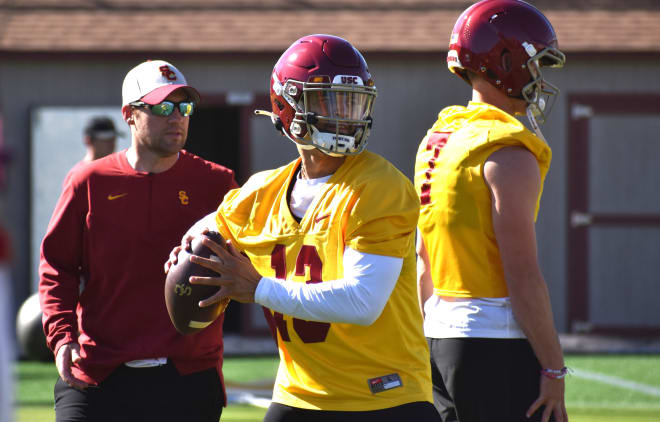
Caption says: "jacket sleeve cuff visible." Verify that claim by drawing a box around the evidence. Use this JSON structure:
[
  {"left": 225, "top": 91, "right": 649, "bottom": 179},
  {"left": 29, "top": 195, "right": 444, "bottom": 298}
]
[{"left": 52, "top": 334, "right": 77, "bottom": 360}]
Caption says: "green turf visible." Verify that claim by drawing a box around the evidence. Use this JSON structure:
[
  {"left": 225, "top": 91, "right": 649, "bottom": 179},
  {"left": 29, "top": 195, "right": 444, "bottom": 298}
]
[
  {"left": 565, "top": 355, "right": 660, "bottom": 411},
  {"left": 14, "top": 402, "right": 267, "bottom": 422},
  {"left": 566, "top": 355, "right": 660, "bottom": 388},
  {"left": 13, "top": 357, "right": 275, "bottom": 422},
  {"left": 13, "top": 354, "right": 660, "bottom": 422},
  {"left": 221, "top": 356, "right": 279, "bottom": 385}
]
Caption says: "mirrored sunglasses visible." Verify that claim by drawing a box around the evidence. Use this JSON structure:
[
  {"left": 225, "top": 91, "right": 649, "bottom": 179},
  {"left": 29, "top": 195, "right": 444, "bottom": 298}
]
[{"left": 130, "top": 101, "right": 195, "bottom": 117}]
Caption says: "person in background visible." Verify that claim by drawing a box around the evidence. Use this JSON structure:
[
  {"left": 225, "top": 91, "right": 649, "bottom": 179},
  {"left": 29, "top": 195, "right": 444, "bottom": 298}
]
[
  {"left": 0, "top": 145, "right": 14, "bottom": 422},
  {"left": 0, "top": 226, "right": 15, "bottom": 422},
  {"left": 63, "top": 116, "right": 121, "bottom": 186},
  {"left": 414, "top": 1, "right": 568, "bottom": 421},
  {"left": 168, "top": 34, "right": 439, "bottom": 422},
  {"left": 80, "top": 116, "right": 119, "bottom": 163},
  {"left": 40, "top": 59, "right": 237, "bottom": 422}
]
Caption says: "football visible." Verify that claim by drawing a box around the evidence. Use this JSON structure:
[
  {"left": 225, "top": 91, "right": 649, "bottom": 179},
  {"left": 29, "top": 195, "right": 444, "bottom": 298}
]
[{"left": 164, "top": 231, "right": 230, "bottom": 335}]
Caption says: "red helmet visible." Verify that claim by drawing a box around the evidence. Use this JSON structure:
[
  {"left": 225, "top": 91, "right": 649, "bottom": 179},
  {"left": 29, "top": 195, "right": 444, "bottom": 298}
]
[
  {"left": 448, "top": 0, "right": 565, "bottom": 123},
  {"left": 265, "top": 34, "right": 377, "bottom": 156}
]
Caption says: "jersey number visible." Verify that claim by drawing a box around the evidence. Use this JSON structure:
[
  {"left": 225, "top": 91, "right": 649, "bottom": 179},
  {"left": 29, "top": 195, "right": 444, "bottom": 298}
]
[
  {"left": 420, "top": 131, "right": 451, "bottom": 205},
  {"left": 270, "top": 244, "right": 331, "bottom": 343}
]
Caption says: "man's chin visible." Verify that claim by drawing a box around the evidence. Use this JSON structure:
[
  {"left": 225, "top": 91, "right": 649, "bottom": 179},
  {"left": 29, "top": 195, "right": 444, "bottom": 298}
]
[{"left": 154, "top": 142, "right": 185, "bottom": 158}]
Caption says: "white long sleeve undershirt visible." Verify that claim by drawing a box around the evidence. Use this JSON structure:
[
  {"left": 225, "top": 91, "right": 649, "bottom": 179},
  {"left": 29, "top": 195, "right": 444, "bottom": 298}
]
[
  {"left": 255, "top": 248, "right": 402, "bottom": 326},
  {"left": 194, "top": 171, "right": 403, "bottom": 326}
]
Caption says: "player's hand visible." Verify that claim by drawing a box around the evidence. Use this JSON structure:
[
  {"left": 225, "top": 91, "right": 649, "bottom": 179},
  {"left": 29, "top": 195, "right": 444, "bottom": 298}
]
[
  {"left": 526, "top": 376, "right": 568, "bottom": 422},
  {"left": 55, "top": 342, "right": 89, "bottom": 390},
  {"left": 189, "top": 239, "right": 262, "bottom": 305},
  {"left": 164, "top": 228, "right": 209, "bottom": 274}
]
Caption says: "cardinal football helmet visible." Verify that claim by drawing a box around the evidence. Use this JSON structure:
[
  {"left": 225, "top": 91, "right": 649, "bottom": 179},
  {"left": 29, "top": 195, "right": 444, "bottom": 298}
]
[
  {"left": 447, "top": 0, "right": 565, "bottom": 126},
  {"left": 259, "top": 34, "right": 377, "bottom": 156}
]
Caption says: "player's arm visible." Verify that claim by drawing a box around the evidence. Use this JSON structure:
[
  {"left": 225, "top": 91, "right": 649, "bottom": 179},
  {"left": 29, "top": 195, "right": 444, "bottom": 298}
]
[
  {"left": 416, "top": 230, "right": 434, "bottom": 318},
  {"left": 484, "top": 146, "right": 567, "bottom": 422},
  {"left": 253, "top": 248, "right": 401, "bottom": 325},
  {"left": 39, "top": 179, "right": 89, "bottom": 389},
  {"left": 189, "top": 240, "right": 401, "bottom": 326}
]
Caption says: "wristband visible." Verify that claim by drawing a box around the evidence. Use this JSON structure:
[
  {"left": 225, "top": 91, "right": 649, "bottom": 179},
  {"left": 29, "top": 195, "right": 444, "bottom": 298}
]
[{"left": 540, "top": 366, "right": 570, "bottom": 379}]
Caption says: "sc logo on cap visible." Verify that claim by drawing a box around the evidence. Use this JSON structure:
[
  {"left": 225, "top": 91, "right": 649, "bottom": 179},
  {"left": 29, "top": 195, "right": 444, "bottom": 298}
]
[{"left": 159, "top": 65, "right": 177, "bottom": 81}]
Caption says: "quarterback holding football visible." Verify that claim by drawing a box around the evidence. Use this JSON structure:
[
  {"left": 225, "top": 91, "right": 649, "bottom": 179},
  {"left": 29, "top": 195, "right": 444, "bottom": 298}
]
[{"left": 168, "top": 34, "right": 439, "bottom": 421}]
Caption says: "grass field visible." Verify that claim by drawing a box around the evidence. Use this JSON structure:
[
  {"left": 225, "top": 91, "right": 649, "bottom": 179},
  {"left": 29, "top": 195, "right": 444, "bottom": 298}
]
[{"left": 13, "top": 354, "right": 660, "bottom": 422}]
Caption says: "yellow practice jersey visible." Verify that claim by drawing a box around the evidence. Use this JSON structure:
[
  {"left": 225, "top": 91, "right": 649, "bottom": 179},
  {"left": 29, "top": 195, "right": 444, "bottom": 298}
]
[
  {"left": 216, "top": 150, "right": 431, "bottom": 411},
  {"left": 414, "top": 102, "right": 551, "bottom": 298}
]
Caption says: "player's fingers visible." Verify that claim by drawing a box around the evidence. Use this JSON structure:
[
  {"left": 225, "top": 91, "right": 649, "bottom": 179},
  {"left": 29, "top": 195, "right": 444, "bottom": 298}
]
[
  {"left": 526, "top": 397, "right": 542, "bottom": 419},
  {"left": 200, "top": 236, "right": 230, "bottom": 258},
  {"left": 541, "top": 402, "right": 554, "bottom": 422},
  {"left": 56, "top": 352, "right": 71, "bottom": 380},
  {"left": 197, "top": 288, "right": 230, "bottom": 308},
  {"left": 68, "top": 376, "right": 89, "bottom": 391},
  {"left": 549, "top": 402, "right": 565, "bottom": 422},
  {"left": 190, "top": 254, "right": 223, "bottom": 272},
  {"left": 57, "top": 344, "right": 72, "bottom": 365},
  {"left": 225, "top": 240, "right": 252, "bottom": 265},
  {"left": 168, "top": 245, "right": 183, "bottom": 267},
  {"left": 71, "top": 348, "right": 81, "bottom": 363},
  {"left": 182, "top": 233, "right": 195, "bottom": 252},
  {"left": 189, "top": 274, "right": 225, "bottom": 287},
  {"left": 225, "top": 240, "right": 242, "bottom": 257},
  {"left": 57, "top": 350, "right": 88, "bottom": 390}
]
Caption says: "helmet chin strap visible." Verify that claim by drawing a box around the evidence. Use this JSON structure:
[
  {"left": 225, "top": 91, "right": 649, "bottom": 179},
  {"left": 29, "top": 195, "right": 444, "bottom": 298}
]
[
  {"left": 254, "top": 109, "right": 363, "bottom": 156},
  {"left": 526, "top": 105, "right": 547, "bottom": 143},
  {"left": 254, "top": 109, "right": 315, "bottom": 149}
]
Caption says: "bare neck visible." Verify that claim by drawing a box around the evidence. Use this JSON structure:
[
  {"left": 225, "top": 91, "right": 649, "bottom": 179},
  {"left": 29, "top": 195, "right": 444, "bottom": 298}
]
[
  {"left": 298, "top": 147, "right": 345, "bottom": 179},
  {"left": 126, "top": 145, "right": 179, "bottom": 173},
  {"left": 471, "top": 77, "right": 526, "bottom": 116}
]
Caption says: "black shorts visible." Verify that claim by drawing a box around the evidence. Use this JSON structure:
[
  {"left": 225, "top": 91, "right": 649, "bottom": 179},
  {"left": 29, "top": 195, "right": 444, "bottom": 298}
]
[
  {"left": 54, "top": 361, "right": 224, "bottom": 422},
  {"left": 263, "top": 400, "right": 440, "bottom": 422},
  {"left": 427, "top": 337, "right": 542, "bottom": 422}
]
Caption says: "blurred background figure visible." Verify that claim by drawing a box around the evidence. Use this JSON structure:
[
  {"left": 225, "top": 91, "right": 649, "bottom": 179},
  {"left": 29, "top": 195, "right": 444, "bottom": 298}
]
[
  {"left": 1, "top": 228, "right": 15, "bottom": 422},
  {"left": 81, "top": 116, "right": 120, "bottom": 162},
  {"left": 15, "top": 116, "right": 123, "bottom": 365},
  {"left": 65, "top": 116, "right": 121, "bottom": 182},
  {"left": 0, "top": 142, "right": 15, "bottom": 421}
]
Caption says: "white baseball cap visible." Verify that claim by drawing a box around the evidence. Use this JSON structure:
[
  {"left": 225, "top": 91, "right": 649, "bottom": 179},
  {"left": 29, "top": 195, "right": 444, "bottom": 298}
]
[{"left": 121, "top": 60, "right": 201, "bottom": 107}]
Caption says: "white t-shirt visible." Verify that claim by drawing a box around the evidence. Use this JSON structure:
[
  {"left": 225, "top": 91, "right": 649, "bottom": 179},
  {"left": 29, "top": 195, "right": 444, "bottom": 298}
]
[{"left": 423, "top": 295, "right": 526, "bottom": 339}]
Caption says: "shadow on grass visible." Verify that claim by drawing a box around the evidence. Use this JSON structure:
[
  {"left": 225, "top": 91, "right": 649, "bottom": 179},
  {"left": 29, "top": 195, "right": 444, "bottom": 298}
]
[
  {"left": 15, "top": 372, "right": 57, "bottom": 381},
  {"left": 15, "top": 400, "right": 54, "bottom": 407}
]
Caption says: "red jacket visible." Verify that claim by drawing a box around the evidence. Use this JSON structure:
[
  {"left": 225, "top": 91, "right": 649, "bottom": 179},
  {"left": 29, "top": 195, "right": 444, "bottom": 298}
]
[{"left": 39, "top": 150, "right": 237, "bottom": 386}]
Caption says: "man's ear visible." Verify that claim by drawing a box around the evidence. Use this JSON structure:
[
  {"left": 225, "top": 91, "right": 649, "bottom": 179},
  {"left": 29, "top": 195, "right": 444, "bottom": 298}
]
[{"left": 122, "top": 105, "right": 134, "bottom": 125}]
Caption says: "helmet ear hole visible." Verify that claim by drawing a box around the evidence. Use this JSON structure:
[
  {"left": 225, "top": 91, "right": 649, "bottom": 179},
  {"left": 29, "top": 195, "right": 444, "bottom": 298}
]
[
  {"left": 274, "top": 118, "right": 283, "bottom": 132},
  {"left": 501, "top": 50, "right": 512, "bottom": 72}
]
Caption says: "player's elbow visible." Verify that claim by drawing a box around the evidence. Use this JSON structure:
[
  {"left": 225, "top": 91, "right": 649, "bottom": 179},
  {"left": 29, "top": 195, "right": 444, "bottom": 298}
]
[
  {"left": 349, "top": 290, "right": 387, "bottom": 326},
  {"left": 351, "top": 309, "right": 382, "bottom": 326}
]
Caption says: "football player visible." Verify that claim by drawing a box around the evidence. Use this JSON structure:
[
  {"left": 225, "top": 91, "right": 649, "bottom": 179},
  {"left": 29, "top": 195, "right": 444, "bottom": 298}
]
[
  {"left": 414, "top": 1, "right": 568, "bottom": 421},
  {"left": 169, "top": 34, "right": 439, "bottom": 421}
]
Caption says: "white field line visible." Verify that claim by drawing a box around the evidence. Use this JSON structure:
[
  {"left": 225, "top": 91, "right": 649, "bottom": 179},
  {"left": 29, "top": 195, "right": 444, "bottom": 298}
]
[
  {"left": 572, "top": 368, "right": 660, "bottom": 397},
  {"left": 226, "top": 388, "right": 272, "bottom": 408}
]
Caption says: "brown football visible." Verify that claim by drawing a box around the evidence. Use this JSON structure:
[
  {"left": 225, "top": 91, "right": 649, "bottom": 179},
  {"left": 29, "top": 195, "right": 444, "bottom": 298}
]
[{"left": 164, "top": 231, "right": 230, "bottom": 335}]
